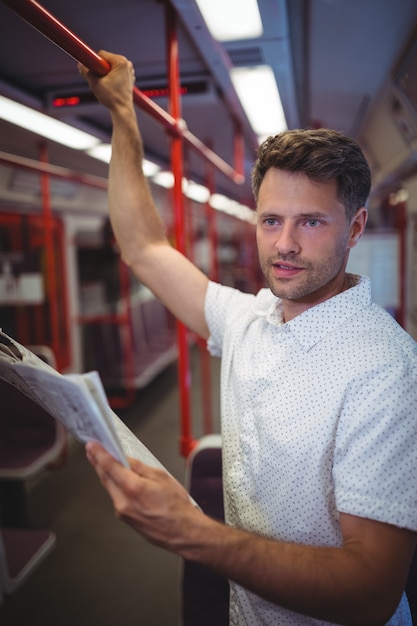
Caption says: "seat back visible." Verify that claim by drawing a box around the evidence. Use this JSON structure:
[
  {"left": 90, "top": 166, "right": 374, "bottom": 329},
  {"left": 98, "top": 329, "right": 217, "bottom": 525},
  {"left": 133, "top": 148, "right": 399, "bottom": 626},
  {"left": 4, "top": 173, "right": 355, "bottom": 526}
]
[
  {"left": 182, "top": 435, "right": 229, "bottom": 626},
  {"left": 0, "top": 527, "right": 56, "bottom": 595},
  {"left": 0, "top": 345, "right": 64, "bottom": 599},
  {"left": 0, "top": 379, "right": 67, "bottom": 479},
  {"left": 0, "top": 345, "right": 67, "bottom": 479}
]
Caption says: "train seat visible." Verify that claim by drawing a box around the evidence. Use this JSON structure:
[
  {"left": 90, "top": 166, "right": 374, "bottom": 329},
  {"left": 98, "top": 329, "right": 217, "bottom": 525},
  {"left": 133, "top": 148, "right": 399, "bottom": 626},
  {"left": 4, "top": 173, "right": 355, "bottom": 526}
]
[
  {"left": 0, "top": 382, "right": 67, "bottom": 480},
  {"left": 182, "top": 434, "right": 229, "bottom": 626},
  {"left": 0, "top": 344, "right": 67, "bottom": 480},
  {"left": 0, "top": 345, "right": 67, "bottom": 601},
  {"left": 0, "top": 527, "right": 56, "bottom": 598}
]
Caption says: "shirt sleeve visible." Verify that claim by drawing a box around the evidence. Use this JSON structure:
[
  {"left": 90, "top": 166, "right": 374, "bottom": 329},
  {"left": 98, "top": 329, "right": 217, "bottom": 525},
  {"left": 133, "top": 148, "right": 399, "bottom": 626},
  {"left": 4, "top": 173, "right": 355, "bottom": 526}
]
[
  {"left": 204, "top": 281, "right": 256, "bottom": 357},
  {"left": 333, "top": 354, "right": 417, "bottom": 531}
]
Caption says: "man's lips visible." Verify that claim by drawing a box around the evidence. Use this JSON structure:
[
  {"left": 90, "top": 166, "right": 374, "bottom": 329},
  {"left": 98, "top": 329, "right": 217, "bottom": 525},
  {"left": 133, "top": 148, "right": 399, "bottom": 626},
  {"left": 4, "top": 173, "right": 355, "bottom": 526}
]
[{"left": 272, "top": 262, "right": 304, "bottom": 277}]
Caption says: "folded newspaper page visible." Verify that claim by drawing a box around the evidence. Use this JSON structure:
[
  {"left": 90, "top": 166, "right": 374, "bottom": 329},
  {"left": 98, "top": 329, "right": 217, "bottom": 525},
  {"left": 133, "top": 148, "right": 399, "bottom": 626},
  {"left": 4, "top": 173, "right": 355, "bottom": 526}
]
[{"left": 0, "top": 329, "right": 169, "bottom": 472}]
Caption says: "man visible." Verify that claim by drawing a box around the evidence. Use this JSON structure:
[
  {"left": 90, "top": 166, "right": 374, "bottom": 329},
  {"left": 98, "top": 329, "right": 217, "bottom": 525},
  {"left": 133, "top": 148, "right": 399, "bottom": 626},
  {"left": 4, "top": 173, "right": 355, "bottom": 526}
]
[{"left": 79, "top": 51, "right": 417, "bottom": 625}]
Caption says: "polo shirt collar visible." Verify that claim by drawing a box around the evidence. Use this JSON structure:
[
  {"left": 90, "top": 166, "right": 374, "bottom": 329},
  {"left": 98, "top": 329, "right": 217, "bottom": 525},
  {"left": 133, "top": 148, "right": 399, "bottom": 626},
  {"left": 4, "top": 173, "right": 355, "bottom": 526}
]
[{"left": 266, "top": 275, "right": 372, "bottom": 351}]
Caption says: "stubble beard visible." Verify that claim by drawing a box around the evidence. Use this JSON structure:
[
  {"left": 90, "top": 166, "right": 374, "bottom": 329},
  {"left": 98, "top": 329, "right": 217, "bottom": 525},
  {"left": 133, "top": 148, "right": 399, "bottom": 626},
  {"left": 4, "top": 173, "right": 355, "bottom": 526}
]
[{"left": 260, "top": 239, "right": 350, "bottom": 303}]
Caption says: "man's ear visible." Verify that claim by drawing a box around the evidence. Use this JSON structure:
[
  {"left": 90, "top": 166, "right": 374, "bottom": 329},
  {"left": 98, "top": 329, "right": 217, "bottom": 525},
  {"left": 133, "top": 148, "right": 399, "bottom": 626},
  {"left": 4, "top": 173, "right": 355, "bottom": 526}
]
[{"left": 348, "top": 207, "right": 368, "bottom": 249}]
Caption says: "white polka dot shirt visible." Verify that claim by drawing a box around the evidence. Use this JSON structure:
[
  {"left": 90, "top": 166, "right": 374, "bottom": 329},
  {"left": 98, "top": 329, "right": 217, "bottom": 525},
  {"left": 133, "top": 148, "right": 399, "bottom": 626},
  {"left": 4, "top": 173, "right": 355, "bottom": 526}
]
[{"left": 205, "top": 274, "right": 417, "bottom": 625}]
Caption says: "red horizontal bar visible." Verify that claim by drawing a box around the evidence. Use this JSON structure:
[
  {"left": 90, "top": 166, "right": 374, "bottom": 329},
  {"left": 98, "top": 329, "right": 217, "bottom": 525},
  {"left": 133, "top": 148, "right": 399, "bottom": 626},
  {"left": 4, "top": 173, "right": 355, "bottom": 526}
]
[
  {"left": 0, "top": 150, "right": 108, "bottom": 189},
  {"left": 76, "top": 314, "right": 129, "bottom": 325},
  {"left": 1, "top": 0, "right": 110, "bottom": 76},
  {"left": 1, "top": 0, "right": 245, "bottom": 184}
]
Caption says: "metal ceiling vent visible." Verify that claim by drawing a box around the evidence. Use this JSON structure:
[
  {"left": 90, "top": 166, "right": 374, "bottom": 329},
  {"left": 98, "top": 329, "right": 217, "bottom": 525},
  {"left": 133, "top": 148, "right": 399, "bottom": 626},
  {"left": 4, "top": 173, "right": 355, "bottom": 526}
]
[{"left": 227, "top": 45, "right": 265, "bottom": 67}]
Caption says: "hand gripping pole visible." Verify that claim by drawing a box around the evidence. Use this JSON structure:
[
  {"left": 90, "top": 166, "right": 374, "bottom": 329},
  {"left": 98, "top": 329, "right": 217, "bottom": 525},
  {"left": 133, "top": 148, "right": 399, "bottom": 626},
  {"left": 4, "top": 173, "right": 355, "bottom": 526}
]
[{"left": 1, "top": 0, "right": 244, "bottom": 184}]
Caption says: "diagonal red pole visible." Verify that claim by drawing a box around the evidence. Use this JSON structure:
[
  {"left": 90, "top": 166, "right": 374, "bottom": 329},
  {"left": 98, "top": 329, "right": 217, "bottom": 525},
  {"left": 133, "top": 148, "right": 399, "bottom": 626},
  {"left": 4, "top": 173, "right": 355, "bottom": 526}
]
[
  {"left": 0, "top": 0, "right": 249, "bottom": 454},
  {"left": 0, "top": 151, "right": 108, "bottom": 189},
  {"left": 1, "top": 0, "right": 244, "bottom": 184}
]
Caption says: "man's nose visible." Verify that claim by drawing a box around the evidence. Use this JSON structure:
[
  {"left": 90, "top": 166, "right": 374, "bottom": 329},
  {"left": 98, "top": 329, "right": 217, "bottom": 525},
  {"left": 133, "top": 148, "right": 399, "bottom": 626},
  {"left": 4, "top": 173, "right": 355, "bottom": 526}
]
[{"left": 274, "top": 223, "right": 300, "bottom": 255}]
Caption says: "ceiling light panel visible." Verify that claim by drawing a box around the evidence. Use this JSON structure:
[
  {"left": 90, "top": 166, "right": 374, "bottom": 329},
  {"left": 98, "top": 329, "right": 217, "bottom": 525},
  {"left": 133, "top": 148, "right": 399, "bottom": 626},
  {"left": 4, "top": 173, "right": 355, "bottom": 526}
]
[{"left": 195, "top": 0, "right": 263, "bottom": 41}]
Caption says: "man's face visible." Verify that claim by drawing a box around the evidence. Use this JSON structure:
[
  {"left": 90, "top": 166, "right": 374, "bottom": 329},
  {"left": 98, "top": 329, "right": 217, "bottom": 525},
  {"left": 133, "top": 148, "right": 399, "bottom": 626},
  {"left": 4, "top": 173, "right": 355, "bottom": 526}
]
[{"left": 256, "top": 168, "right": 364, "bottom": 320}]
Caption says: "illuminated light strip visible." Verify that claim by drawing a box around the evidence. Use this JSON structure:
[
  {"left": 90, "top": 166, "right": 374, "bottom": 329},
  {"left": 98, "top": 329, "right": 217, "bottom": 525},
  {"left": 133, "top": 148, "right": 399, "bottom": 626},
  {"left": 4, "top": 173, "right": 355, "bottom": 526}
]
[
  {"left": 0, "top": 94, "right": 99, "bottom": 150},
  {"left": 230, "top": 65, "right": 287, "bottom": 140}
]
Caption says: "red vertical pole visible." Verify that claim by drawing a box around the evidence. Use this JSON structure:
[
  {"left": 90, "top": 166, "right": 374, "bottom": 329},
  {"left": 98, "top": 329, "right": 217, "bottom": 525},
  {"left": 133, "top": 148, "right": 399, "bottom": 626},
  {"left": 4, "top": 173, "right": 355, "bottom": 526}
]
[
  {"left": 108, "top": 258, "right": 136, "bottom": 408},
  {"left": 396, "top": 200, "right": 407, "bottom": 328},
  {"left": 233, "top": 120, "right": 245, "bottom": 181},
  {"left": 205, "top": 159, "right": 219, "bottom": 284},
  {"left": 15, "top": 219, "right": 29, "bottom": 344},
  {"left": 39, "top": 142, "right": 61, "bottom": 367},
  {"left": 165, "top": 3, "right": 195, "bottom": 457}
]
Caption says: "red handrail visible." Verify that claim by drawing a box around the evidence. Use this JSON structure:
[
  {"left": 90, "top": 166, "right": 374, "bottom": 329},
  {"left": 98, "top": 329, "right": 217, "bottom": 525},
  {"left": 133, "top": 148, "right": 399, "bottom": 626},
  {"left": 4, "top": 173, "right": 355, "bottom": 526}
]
[
  {"left": 165, "top": 3, "right": 196, "bottom": 456},
  {"left": 0, "top": 150, "right": 108, "bottom": 189},
  {"left": 1, "top": 0, "right": 110, "bottom": 75},
  {"left": 1, "top": 0, "right": 246, "bottom": 455},
  {"left": 1, "top": 0, "right": 245, "bottom": 185},
  {"left": 396, "top": 200, "right": 407, "bottom": 329}
]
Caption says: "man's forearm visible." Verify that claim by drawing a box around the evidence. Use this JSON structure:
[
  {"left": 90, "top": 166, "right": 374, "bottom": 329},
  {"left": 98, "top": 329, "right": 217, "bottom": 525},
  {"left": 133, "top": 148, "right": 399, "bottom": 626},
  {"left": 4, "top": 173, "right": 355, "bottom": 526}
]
[
  {"left": 78, "top": 51, "right": 168, "bottom": 273},
  {"left": 86, "top": 442, "right": 414, "bottom": 626},
  {"left": 179, "top": 511, "right": 406, "bottom": 626},
  {"left": 107, "top": 103, "right": 168, "bottom": 272},
  {"left": 79, "top": 51, "right": 211, "bottom": 338}
]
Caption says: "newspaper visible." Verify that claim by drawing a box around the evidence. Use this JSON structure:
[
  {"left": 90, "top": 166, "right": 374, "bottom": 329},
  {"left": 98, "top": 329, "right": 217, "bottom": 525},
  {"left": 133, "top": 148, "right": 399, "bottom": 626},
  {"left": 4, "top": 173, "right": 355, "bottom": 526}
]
[{"left": 0, "top": 329, "right": 168, "bottom": 472}]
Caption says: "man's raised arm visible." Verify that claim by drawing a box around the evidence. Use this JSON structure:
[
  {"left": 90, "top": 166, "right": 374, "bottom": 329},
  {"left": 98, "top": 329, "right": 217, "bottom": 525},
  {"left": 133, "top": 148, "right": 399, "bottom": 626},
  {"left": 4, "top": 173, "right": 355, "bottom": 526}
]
[{"left": 78, "top": 50, "right": 210, "bottom": 339}]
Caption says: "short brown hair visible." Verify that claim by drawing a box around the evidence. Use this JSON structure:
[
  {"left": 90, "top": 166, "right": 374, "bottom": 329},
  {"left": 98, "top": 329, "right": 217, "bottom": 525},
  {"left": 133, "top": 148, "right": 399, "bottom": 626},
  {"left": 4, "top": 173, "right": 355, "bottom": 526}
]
[{"left": 251, "top": 128, "right": 371, "bottom": 221}]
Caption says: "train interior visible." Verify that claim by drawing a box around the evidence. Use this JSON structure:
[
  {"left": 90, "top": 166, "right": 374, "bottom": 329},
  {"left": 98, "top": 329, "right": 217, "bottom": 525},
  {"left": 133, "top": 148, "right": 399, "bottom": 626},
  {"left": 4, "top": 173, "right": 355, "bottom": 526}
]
[{"left": 0, "top": 0, "right": 417, "bottom": 624}]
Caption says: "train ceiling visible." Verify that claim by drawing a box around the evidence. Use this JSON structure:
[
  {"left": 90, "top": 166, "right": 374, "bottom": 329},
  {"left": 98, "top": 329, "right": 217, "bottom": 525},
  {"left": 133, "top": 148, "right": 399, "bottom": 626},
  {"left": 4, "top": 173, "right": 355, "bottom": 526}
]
[{"left": 0, "top": 0, "right": 417, "bottom": 208}]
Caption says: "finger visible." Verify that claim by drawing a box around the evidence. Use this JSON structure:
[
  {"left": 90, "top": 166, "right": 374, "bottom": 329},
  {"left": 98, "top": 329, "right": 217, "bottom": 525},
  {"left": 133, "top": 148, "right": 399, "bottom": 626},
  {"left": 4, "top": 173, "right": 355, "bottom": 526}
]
[
  {"left": 96, "top": 49, "right": 132, "bottom": 74},
  {"left": 96, "top": 49, "right": 119, "bottom": 63},
  {"left": 86, "top": 443, "right": 156, "bottom": 493},
  {"left": 77, "top": 61, "right": 87, "bottom": 76},
  {"left": 77, "top": 51, "right": 119, "bottom": 78},
  {"left": 86, "top": 444, "right": 148, "bottom": 485},
  {"left": 85, "top": 443, "right": 140, "bottom": 511},
  {"left": 85, "top": 440, "right": 108, "bottom": 464},
  {"left": 85, "top": 441, "right": 125, "bottom": 483},
  {"left": 127, "top": 457, "right": 167, "bottom": 480}
]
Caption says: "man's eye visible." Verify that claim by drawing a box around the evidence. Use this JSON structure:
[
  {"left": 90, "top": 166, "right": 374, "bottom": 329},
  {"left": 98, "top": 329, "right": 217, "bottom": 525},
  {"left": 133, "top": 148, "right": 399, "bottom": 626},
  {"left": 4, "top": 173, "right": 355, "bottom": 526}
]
[
  {"left": 307, "top": 219, "right": 320, "bottom": 227},
  {"left": 265, "top": 218, "right": 277, "bottom": 226}
]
